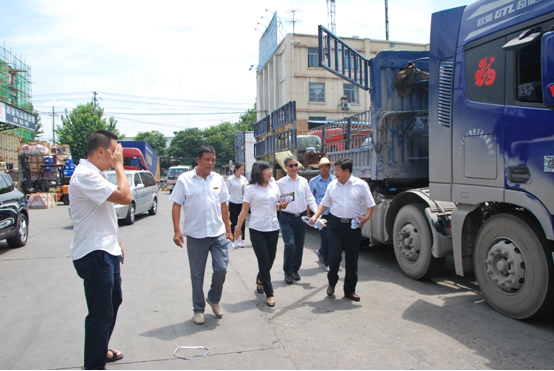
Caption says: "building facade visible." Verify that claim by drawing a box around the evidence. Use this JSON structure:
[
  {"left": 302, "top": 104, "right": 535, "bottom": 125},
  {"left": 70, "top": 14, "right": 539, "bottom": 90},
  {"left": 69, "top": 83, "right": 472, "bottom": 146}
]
[{"left": 256, "top": 33, "right": 429, "bottom": 132}]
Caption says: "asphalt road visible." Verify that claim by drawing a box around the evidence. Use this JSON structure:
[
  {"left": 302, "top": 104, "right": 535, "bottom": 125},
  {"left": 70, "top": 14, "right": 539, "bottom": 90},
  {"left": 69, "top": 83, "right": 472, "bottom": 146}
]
[{"left": 1, "top": 192, "right": 553, "bottom": 370}]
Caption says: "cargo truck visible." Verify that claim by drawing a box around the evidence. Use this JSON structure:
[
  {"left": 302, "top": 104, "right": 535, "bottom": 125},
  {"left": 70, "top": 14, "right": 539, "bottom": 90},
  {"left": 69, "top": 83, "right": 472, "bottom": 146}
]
[
  {"left": 118, "top": 140, "right": 160, "bottom": 181},
  {"left": 315, "top": 0, "right": 554, "bottom": 319}
]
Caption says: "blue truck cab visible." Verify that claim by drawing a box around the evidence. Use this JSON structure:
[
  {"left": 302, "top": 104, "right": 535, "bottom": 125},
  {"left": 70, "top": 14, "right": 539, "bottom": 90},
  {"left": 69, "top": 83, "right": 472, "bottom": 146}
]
[{"left": 317, "top": 0, "right": 554, "bottom": 319}]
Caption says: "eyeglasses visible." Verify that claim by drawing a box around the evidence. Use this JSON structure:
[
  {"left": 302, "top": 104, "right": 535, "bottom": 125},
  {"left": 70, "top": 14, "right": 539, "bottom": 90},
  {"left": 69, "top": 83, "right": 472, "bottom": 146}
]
[{"left": 287, "top": 163, "right": 299, "bottom": 168}]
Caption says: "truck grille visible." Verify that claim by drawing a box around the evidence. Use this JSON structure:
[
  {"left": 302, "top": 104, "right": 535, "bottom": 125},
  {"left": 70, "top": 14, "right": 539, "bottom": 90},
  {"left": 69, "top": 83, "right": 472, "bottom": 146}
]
[{"left": 438, "top": 58, "right": 454, "bottom": 128}]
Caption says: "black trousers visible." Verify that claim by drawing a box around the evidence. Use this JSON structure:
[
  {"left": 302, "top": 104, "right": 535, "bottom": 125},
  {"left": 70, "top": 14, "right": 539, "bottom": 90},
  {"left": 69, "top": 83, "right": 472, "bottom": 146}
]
[
  {"left": 249, "top": 229, "right": 280, "bottom": 297},
  {"left": 229, "top": 202, "right": 246, "bottom": 238},
  {"left": 73, "top": 250, "right": 122, "bottom": 370},
  {"left": 327, "top": 218, "right": 362, "bottom": 295}
]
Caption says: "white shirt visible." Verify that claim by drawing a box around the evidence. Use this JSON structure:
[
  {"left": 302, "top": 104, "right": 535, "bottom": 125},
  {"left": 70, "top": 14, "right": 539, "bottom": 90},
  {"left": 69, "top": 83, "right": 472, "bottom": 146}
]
[
  {"left": 276, "top": 174, "right": 318, "bottom": 214},
  {"left": 226, "top": 175, "right": 249, "bottom": 204},
  {"left": 243, "top": 182, "right": 281, "bottom": 232},
  {"left": 69, "top": 159, "right": 119, "bottom": 260},
  {"left": 320, "top": 175, "right": 376, "bottom": 219},
  {"left": 169, "top": 168, "right": 230, "bottom": 238}
]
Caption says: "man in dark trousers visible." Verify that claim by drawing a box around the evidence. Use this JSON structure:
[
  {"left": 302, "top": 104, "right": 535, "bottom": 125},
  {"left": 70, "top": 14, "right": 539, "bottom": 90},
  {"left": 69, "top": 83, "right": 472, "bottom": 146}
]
[
  {"left": 69, "top": 130, "right": 132, "bottom": 369},
  {"left": 308, "top": 158, "right": 375, "bottom": 301},
  {"left": 277, "top": 155, "right": 318, "bottom": 284}
]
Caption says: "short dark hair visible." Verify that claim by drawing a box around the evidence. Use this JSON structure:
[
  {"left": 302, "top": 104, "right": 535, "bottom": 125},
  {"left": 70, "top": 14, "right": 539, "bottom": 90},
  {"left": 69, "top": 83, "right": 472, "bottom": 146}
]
[
  {"left": 88, "top": 130, "right": 118, "bottom": 157},
  {"left": 283, "top": 155, "right": 297, "bottom": 167},
  {"left": 234, "top": 162, "right": 244, "bottom": 174},
  {"left": 250, "top": 161, "right": 270, "bottom": 185},
  {"left": 335, "top": 158, "right": 353, "bottom": 173},
  {"left": 196, "top": 145, "right": 216, "bottom": 159}
]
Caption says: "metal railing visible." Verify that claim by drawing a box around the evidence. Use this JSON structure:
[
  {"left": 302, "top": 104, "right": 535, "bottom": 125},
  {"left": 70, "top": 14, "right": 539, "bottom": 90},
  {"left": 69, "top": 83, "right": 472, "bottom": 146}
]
[{"left": 254, "top": 129, "right": 297, "bottom": 158}]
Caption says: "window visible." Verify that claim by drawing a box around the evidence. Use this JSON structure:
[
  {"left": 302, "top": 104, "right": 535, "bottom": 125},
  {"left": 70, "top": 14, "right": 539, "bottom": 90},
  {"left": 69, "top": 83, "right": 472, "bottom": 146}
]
[
  {"left": 465, "top": 37, "right": 506, "bottom": 105},
  {"left": 0, "top": 175, "right": 10, "bottom": 195},
  {"left": 308, "top": 48, "right": 319, "bottom": 67},
  {"left": 343, "top": 83, "right": 359, "bottom": 103},
  {"left": 134, "top": 173, "right": 143, "bottom": 186},
  {"left": 309, "top": 116, "right": 326, "bottom": 121},
  {"left": 516, "top": 39, "right": 542, "bottom": 103},
  {"left": 141, "top": 172, "right": 156, "bottom": 187},
  {"left": 309, "top": 82, "right": 325, "bottom": 102}
]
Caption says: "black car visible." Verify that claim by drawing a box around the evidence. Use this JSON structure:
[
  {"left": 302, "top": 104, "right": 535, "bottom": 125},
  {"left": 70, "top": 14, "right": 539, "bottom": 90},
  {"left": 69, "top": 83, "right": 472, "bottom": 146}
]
[{"left": 0, "top": 173, "right": 29, "bottom": 247}]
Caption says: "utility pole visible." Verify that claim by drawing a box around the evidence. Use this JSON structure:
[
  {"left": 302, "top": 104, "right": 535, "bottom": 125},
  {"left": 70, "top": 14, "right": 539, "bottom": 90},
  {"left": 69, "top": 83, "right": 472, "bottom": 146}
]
[
  {"left": 385, "top": 0, "right": 389, "bottom": 41},
  {"left": 93, "top": 91, "right": 97, "bottom": 111},
  {"left": 52, "top": 106, "right": 55, "bottom": 145}
]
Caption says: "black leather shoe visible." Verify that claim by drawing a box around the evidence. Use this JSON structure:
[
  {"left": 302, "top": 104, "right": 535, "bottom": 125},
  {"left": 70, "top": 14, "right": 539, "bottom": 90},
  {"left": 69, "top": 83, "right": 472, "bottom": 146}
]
[
  {"left": 292, "top": 271, "right": 301, "bottom": 281},
  {"left": 284, "top": 273, "right": 293, "bottom": 284},
  {"left": 256, "top": 280, "right": 264, "bottom": 294},
  {"left": 326, "top": 285, "right": 335, "bottom": 296},
  {"left": 344, "top": 293, "right": 360, "bottom": 301},
  {"left": 266, "top": 297, "right": 275, "bottom": 307}
]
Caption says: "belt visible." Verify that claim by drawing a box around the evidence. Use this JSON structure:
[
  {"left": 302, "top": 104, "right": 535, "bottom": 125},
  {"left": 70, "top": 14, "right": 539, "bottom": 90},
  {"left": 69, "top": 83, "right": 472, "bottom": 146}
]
[
  {"left": 282, "top": 211, "right": 307, "bottom": 218},
  {"left": 330, "top": 214, "right": 351, "bottom": 223}
]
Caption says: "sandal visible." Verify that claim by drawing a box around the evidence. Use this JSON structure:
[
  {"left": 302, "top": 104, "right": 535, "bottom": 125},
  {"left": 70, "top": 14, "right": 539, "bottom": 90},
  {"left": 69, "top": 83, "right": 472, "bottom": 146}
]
[{"left": 107, "top": 349, "right": 123, "bottom": 363}]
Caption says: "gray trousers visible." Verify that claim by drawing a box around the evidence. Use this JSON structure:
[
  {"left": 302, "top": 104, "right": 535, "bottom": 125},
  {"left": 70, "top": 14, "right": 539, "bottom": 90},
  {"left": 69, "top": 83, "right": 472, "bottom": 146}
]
[{"left": 186, "top": 235, "right": 229, "bottom": 313}]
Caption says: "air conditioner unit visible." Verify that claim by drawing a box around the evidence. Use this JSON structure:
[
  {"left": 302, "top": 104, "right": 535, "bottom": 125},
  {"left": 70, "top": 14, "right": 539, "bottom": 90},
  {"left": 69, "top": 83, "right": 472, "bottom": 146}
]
[{"left": 341, "top": 102, "right": 351, "bottom": 110}]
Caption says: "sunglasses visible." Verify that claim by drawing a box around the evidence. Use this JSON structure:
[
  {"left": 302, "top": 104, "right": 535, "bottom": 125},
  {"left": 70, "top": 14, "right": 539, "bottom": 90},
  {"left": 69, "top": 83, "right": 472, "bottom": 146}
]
[{"left": 287, "top": 163, "right": 299, "bottom": 168}]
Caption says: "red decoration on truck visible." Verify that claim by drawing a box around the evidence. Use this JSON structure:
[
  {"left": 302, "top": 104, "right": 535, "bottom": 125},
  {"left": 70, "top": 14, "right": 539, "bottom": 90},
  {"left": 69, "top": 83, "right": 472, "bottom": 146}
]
[
  {"left": 475, "top": 57, "right": 496, "bottom": 86},
  {"left": 550, "top": 85, "right": 554, "bottom": 97}
]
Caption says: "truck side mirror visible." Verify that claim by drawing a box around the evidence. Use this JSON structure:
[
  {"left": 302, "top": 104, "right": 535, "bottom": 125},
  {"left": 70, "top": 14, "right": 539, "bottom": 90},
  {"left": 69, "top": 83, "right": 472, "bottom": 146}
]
[{"left": 542, "top": 31, "right": 554, "bottom": 107}]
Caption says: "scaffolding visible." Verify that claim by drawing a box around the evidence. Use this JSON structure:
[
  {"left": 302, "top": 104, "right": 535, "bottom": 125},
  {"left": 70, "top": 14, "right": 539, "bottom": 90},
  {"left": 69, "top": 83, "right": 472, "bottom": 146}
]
[{"left": 0, "top": 45, "right": 33, "bottom": 113}]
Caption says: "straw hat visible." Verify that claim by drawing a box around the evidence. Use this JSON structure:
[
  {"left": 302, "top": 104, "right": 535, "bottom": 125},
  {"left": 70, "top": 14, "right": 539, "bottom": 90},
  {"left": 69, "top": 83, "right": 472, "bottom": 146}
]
[{"left": 311, "top": 157, "right": 334, "bottom": 169}]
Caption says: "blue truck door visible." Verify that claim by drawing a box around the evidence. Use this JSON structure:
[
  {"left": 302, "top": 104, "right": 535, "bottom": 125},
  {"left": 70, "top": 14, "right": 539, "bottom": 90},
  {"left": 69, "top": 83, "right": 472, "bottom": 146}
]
[
  {"left": 451, "top": 36, "right": 506, "bottom": 204},
  {"left": 504, "top": 25, "right": 554, "bottom": 215}
]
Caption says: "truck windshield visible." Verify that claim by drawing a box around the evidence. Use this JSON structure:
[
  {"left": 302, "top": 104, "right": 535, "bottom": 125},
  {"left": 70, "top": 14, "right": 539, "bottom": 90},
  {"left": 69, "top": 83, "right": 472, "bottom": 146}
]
[
  {"left": 107, "top": 173, "right": 133, "bottom": 186},
  {"left": 169, "top": 168, "right": 189, "bottom": 178}
]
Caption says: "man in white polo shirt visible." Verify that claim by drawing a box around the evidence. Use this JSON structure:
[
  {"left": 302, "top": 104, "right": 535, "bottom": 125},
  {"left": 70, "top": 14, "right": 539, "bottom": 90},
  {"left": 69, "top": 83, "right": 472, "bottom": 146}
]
[
  {"left": 69, "top": 130, "right": 132, "bottom": 370},
  {"left": 171, "top": 145, "right": 233, "bottom": 325},
  {"left": 277, "top": 155, "right": 318, "bottom": 284},
  {"left": 308, "top": 158, "right": 375, "bottom": 301}
]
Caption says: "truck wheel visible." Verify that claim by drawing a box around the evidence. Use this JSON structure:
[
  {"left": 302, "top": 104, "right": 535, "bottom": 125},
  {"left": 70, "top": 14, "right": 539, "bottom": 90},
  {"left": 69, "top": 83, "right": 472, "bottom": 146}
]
[
  {"left": 124, "top": 203, "right": 136, "bottom": 225},
  {"left": 474, "top": 213, "right": 554, "bottom": 319},
  {"left": 148, "top": 197, "right": 157, "bottom": 215},
  {"left": 393, "top": 204, "right": 445, "bottom": 280},
  {"left": 7, "top": 214, "right": 28, "bottom": 248},
  {"left": 61, "top": 194, "right": 69, "bottom": 205}
]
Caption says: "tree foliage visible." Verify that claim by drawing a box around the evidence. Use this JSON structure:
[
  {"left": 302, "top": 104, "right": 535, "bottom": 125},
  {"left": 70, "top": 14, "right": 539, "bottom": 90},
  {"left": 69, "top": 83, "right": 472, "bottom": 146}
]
[
  {"left": 167, "top": 103, "right": 257, "bottom": 164},
  {"left": 56, "top": 103, "right": 120, "bottom": 163},
  {"left": 134, "top": 130, "right": 167, "bottom": 157},
  {"left": 30, "top": 109, "right": 43, "bottom": 141}
]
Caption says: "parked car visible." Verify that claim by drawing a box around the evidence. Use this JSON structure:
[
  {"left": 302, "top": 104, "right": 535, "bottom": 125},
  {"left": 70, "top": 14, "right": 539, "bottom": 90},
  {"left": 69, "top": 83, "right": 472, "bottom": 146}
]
[
  {"left": 0, "top": 173, "right": 29, "bottom": 247},
  {"left": 106, "top": 170, "right": 158, "bottom": 225}
]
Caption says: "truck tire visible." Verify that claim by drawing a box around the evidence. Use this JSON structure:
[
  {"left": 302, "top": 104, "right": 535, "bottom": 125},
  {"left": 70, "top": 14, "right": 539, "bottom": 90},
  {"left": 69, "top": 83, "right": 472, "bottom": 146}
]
[
  {"left": 393, "top": 204, "right": 445, "bottom": 280},
  {"left": 148, "top": 197, "right": 157, "bottom": 215},
  {"left": 7, "top": 214, "right": 28, "bottom": 248},
  {"left": 474, "top": 213, "right": 554, "bottom": 319},
  {"left": 124, "top": 203, "right": 136, "bottom": 225}
]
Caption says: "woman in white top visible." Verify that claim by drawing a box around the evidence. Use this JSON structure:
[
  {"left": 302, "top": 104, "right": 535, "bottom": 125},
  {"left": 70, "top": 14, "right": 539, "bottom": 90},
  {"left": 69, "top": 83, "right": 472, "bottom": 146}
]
[
  {"left": 226, "top": 163, "right": 249, "bottom": 247},
  {"left": 234, "top": 161, "right": 288, "bottom": 307}
]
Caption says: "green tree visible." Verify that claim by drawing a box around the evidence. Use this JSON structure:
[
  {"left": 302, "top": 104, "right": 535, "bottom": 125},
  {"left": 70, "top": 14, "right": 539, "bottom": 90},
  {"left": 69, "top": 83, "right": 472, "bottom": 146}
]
[
  {"left": 204, "top": 121, "right": 237, "bottom": 161},
  {"left": 30, "top": 109, "right": 43, "bottom": 141},
  {"left": 134, "top": 130, "right": 167, "bottom": 157},
  {"left": 167, "top": 128, "right": 204, "bottom": 160},
  {"left": 234, "top": 104, "right": 257, "bottom": 132},
  {"left": 56, "top": 103, "right": 120, "bottom": 163}
]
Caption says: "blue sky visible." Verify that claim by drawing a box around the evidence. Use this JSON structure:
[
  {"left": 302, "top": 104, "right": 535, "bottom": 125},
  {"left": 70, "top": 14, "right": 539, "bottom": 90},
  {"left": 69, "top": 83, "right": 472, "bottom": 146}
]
[{"left": 1, "top": 0, "right": 469, "bottom": 140}]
